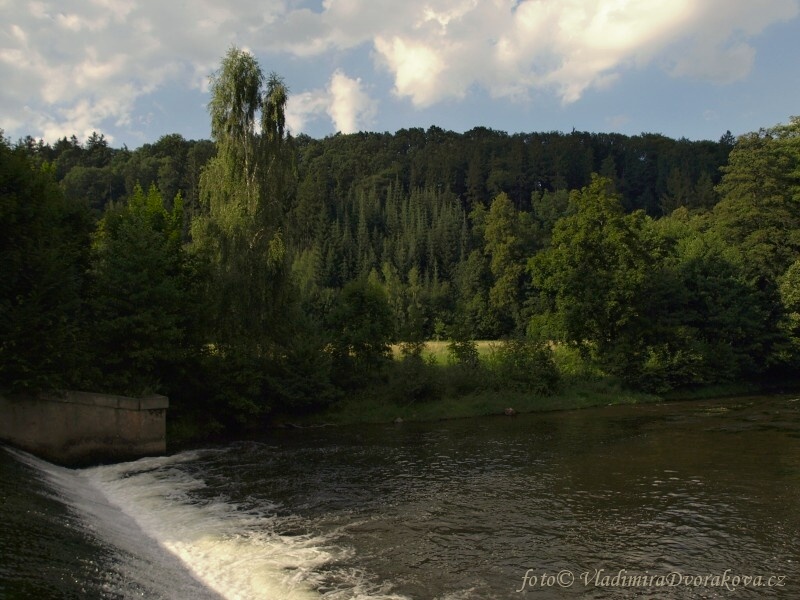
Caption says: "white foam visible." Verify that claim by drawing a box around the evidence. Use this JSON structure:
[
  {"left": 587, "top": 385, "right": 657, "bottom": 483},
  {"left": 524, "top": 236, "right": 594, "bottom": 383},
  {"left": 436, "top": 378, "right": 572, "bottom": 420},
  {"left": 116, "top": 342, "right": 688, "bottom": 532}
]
[
  {"left": 81, "top": 451, "right": 331, "bottom": 600},
  {"left": 8, "top": 446, "right": 409, "bottom": 600},
  {"left": 6, "top": 447, "right": 221, "bottom": 599}
]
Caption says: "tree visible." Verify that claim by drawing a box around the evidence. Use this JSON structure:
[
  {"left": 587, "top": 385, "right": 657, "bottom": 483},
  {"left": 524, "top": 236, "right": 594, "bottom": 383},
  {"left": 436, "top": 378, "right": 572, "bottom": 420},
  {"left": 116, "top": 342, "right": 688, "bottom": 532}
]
[
  {"left": 327, "top": 279, "right": 394, "bottom": 386},
  {"left": 529, "top": 175, "right": 659, "bottom": 376},
  {"left": 530, "top": 188, "right": 574, "bottom": 247},
  {"left": 88, "top": 184, "right": 193, "bottom": 395},
  {"left": 191, "top": 47, "right": 295, "bottom": 355},
  {"left": 483, "top": 192, "right": 529, "bottom": 332},
  {"left": 531, "top": 183, "right": 785, "bottom": 392},
  {"left": 84, "top": 132, "right": 113, "bottom": 168},
  {"left": 660, "top": 165, "right": 693, "bottom": 214},
  {"left": 61, "top": 165, "right": 123, "bottom": 212},
  {"left": 779, "top": 258, "right": 800, "bottom": 363},
  {"left": 692, "top": 171, "right": 717, "bottom": 210},
  {"left": 645, "top": 225, "right": 782, "bottom": 389},
  {"left": 488, "top": 338, "right": 559, "bottom": 394},
  {"left": 0, "top": 139, "right": 92, "bottom": 392},
  {"left": 453, "top": 249, "right": 494, "bottom": 338},
  {"left": 713, "top": 118, "right": 800, "bottom": 279}
]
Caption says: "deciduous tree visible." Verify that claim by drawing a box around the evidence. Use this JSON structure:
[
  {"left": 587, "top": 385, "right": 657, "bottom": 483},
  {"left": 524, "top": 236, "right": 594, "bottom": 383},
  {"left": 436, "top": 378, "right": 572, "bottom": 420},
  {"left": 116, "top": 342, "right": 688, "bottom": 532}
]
[
  {"left": 191, "top": 47, "right": 295, "bottom": 354},
  {"left": 88, "top": 184, "right": 191, "bottom": 394},
  {"left": 529, "top": 175, "right": 659, "bottom": 375},
  {"left": 0, "top": 138, "right": 91, "bottom": 392}
]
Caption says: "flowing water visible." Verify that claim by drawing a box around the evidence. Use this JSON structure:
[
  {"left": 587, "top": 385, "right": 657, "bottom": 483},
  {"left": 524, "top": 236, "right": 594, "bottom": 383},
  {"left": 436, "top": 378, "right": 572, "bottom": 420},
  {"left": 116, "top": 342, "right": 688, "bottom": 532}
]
[{"left": 2, "top": 395, "right": 799, "bottom": 599}]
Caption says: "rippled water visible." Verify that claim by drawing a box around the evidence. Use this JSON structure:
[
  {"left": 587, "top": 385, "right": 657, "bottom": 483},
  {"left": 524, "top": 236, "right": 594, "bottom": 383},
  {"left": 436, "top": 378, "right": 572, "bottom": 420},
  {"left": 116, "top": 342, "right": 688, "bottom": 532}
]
[{"left": 2, "top": 395, "right": 799, "bottom": 599}]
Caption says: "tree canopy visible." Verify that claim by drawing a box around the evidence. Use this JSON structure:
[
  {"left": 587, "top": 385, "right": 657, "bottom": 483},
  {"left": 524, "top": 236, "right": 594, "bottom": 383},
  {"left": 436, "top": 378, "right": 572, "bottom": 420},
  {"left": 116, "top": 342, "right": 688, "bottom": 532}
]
[{"left": 6, "top": 70, "right": 800, "bottom": 428}]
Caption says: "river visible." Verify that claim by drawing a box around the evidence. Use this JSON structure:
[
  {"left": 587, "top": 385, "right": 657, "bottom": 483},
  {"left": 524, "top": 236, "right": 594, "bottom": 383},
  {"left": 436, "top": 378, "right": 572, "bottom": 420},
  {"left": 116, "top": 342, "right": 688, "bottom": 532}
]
[{"left": 1, "top": 395, "right": 799, "bottom": 599}]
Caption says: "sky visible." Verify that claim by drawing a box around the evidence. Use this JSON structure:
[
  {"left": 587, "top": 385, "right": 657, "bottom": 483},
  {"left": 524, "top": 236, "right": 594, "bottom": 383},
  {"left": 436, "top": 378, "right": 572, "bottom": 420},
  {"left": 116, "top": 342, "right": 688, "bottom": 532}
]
[{"left": 1, "top": 0, "right": 799, "bottom": 148}]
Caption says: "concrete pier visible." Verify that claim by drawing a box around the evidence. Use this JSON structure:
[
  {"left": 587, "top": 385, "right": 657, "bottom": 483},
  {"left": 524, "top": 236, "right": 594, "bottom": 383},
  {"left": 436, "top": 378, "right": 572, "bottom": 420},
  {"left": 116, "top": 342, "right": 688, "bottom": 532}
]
[{"left": 0, "top": 391, "right": 168, "bottom": 466}]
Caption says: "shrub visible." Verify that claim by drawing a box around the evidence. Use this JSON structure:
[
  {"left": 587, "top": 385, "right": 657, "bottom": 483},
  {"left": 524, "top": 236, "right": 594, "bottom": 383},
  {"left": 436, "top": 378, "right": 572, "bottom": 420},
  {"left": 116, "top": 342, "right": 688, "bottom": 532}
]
[
  {"left": 447, "top": 338, "right": 480, "bottom": 369},
  {"left": 487, "top": 338, "right": 560, "bottom": 394},
  {"left": 387, "top": 353, "right": 442, "bottom": 404}
]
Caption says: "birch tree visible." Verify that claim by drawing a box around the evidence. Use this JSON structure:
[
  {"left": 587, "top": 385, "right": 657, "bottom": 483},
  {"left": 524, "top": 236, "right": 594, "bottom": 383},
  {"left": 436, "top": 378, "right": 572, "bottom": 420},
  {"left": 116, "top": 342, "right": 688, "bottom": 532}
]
[{"left": 192, "top": 47, "right": 295, "bottom": 355}]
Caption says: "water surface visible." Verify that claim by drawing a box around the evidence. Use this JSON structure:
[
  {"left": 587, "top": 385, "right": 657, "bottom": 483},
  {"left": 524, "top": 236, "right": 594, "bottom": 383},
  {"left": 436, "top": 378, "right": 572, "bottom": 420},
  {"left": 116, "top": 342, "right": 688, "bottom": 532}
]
[{"left": 2, "top": 395, "right": 798, "bottom": 598}]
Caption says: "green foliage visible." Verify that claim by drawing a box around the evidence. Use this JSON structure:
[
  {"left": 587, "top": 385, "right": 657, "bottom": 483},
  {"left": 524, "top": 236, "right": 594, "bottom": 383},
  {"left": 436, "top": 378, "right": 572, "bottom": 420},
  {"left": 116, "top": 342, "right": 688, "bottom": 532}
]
[
  {"left": 386, "top": 352, "right": 442, "bottom": 404},
  {"left": 191, "top": 47, "right": 295, "bottom": 357},
  {"left": 713, "top": 118, "right": 800, "bottom": 279},
  {"left": 667, "top": 231, "right": 780, "bottom": 378},
  {"left": 266, "top": 330, "right": 342, "bottom": 412},
  {"left": 13, "top": 122, "right": 735, "bottom": 366},
  {"left": 440, "top": 335, "right": 485, "bottom": 395},
  {"left": 530, "top": 188, "right": 574, "bottom": 245},
  {"left": 483, "top": 192, "right": 531, "bottom": 331},
  {"left": 485, "top": 338, "right": 560, "bottom": 394},
  {"left": 0, "top": 139, "right": 92, "bottom": 393},
  {"left": 779, "top": 258, "right": 800, "bottom": 363},
  {"left": 61, "top": 165, "right": 124, "bottom": 213},
  {"left": 631, "top": 340, "right": 710, "bottom": 393},
  {"left": 528, "top": 172, "right": 786, "bottom": 391},
  {"left": 181, "top": 48, "right": 309, "bottom": 424},
  {"left": 447, "top": 338, "right": 480, "bottom": 370},
  {"left": 87, "top": 183, "right": 195, "bottom": 395},
  {"left": 199, "top": 351, "right": 270, "bottom": 427},
  {"left": 12, "top": 107, "right": 800, "bottom": 427},
  {"left": 529, "top": 175, "right": 657, "bottom": 370},
  {"left": 327, "top": 278, "right": 395, "bottom": 387}
]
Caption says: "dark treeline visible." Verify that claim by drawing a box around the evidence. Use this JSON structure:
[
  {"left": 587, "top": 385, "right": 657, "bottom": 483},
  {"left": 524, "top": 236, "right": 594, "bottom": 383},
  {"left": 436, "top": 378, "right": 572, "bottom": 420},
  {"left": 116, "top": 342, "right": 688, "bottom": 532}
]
[
  {"left": 15, "top": 122, "right": 730, "bottom": 219},
  {"left": 3, "top": 48, "right": 799, "bottom": 434}
]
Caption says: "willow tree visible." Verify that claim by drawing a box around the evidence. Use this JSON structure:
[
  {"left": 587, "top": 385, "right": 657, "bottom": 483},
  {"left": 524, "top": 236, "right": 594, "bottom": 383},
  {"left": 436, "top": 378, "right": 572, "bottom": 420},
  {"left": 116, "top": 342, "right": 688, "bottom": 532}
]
[{"left": 192, "top": 47, "right": 295, "bottom": 355}]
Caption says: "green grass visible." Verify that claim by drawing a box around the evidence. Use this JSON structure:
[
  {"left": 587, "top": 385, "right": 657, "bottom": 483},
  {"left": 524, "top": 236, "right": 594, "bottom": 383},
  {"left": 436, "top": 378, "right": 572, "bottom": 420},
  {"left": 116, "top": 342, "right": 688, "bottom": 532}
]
[{"left": 390, "top": 340, "right": 496, "bottom": 364}]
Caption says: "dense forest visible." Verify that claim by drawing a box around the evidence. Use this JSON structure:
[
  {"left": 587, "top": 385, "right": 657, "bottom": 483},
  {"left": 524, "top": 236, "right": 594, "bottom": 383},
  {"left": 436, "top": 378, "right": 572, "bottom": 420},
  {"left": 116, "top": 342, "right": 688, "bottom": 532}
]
[{"left": 3, "top": 48, "right": 800, "bottom": 434}]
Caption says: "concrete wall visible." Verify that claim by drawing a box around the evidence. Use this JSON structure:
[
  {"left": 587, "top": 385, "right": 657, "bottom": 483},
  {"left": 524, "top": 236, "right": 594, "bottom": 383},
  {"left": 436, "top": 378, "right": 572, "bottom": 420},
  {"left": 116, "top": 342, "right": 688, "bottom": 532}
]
[{"left": 0, "top": 391, "right": 168, "bottom": 466}]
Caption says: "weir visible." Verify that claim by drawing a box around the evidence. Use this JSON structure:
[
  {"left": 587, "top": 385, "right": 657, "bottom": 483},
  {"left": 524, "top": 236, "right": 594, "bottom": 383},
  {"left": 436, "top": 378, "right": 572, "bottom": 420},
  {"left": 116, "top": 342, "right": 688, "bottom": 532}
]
[{"left": 0, "top": 391, "right": 167, "bottom": 466}]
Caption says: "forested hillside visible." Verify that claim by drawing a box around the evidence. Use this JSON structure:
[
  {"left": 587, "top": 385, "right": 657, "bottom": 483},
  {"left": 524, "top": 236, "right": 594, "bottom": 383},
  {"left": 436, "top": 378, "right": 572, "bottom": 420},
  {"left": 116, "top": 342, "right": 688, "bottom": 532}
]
[
  {"left": 12, "top": 115, "right": 734, "bottom": 341},
  {"left": 3, "top": 48, "right": 799, "bottom": 434}
]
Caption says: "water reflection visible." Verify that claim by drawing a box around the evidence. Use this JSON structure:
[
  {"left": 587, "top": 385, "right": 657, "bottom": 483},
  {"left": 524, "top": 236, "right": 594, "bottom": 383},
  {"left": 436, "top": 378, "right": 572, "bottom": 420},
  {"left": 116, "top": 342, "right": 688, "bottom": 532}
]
[{"left": 183, "top": 395, "right": 799, "bottom": 598}]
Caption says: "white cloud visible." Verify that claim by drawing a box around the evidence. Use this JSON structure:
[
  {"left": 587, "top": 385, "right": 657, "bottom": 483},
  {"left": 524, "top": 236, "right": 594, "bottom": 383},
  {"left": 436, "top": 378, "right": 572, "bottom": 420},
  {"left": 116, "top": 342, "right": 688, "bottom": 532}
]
[
  {"left": 0, "top": 0, "right": 797, "bottom": 142},
  {"left": 276, "top": 0, "right": 799, "bottom": 106},
  {"left": 286, "top": 89, "right": 329, "bottom": 133},
  {"left": 374, "top": 36, "right": 448, "bottom": 106},
  {"left": 664, "top": 1, "right": 798, "bottom": 83},
  {"left": 328, "top": 69, "right": 377, "bottom": 133},
  {"left": 0, "top": 0, "right": 285, "bottom": 142},
  {"left": 286, "top": 69, "right": 378, "bottom": 134}
]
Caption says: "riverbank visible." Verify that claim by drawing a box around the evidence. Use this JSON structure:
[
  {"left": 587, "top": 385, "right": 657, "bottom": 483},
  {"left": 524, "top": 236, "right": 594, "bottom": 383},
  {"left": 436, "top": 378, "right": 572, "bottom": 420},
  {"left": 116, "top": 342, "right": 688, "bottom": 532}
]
[
  {"left": 167, "top": 342, "right": 800, "bottom": 447},
  {"left": 277, "top": 343, "right": 800, "bottom": 428},
  {"left": 276, "top": 377, "right": 796, "bottom": 428},
  {"left": 281, "top": 375, "right": 660, "bottom": 427}
]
